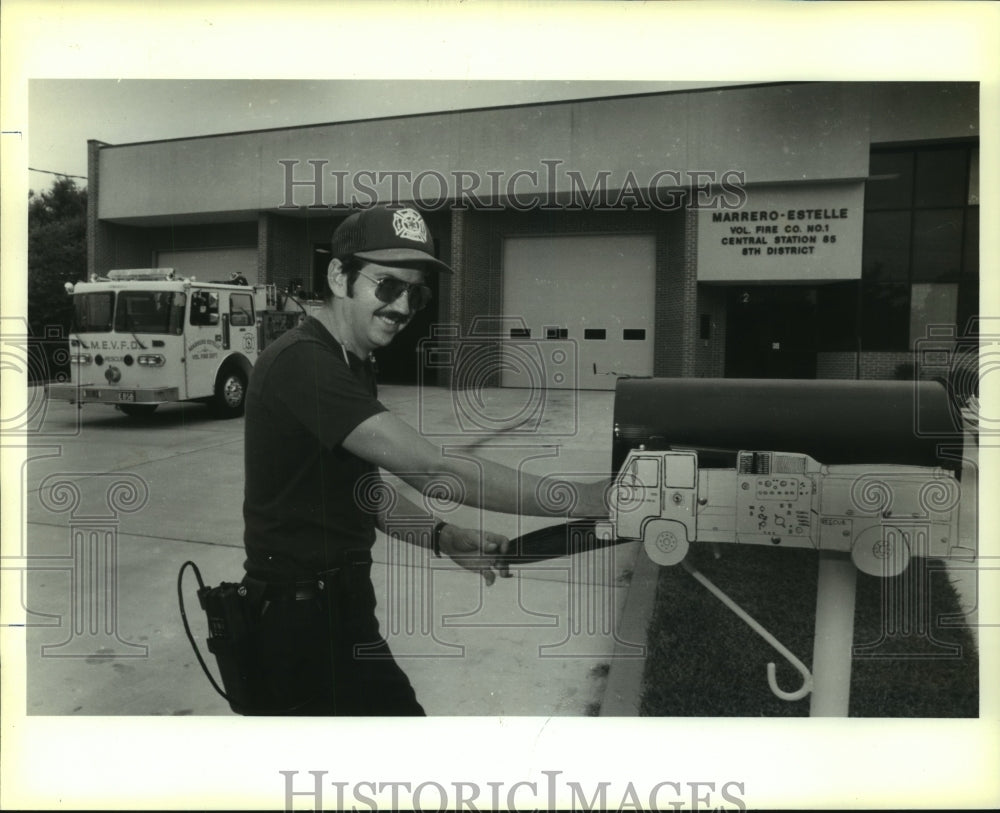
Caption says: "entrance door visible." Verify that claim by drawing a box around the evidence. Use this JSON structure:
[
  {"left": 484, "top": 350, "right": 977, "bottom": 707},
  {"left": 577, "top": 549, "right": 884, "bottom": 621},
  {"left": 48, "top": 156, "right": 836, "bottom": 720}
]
[{"left": 724, "top": 286, "right": 818, "bottom": 379}]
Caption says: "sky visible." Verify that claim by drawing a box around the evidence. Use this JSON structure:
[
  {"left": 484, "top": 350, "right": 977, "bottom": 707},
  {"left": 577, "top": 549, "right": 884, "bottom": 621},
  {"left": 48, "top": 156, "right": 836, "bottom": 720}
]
[{"left": 26, "top": 79, "right": 729, "bottom": 191}]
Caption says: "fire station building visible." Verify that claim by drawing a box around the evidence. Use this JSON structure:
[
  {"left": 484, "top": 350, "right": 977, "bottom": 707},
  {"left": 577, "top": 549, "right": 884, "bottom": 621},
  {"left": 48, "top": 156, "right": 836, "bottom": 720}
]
[{"left": 86, "top": 81, "right": 980, "bottom": 389}]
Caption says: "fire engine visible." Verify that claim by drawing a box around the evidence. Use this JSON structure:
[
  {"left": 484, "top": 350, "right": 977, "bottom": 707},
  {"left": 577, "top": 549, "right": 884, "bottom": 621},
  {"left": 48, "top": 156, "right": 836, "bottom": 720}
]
[
  {"left": 46, "top": 268, "right": 318, "bottom": 418},
  {"left": 595, "top": 447, "right": 974, "bottom": 577}
]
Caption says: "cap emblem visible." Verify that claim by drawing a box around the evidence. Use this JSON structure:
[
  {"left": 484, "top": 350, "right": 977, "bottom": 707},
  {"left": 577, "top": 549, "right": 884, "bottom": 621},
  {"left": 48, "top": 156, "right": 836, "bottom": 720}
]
[{"left": 392, "top": 208, "right": 428, "bottom": 243}]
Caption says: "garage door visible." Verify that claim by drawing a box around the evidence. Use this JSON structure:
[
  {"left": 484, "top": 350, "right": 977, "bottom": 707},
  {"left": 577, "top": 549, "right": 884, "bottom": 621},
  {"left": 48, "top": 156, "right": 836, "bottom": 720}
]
[
  {"left": 501, "top": 234, "right": 656, "bottom": 391},
  {"left": 155, "top": 247, "right": 259, "bottom": 284}
]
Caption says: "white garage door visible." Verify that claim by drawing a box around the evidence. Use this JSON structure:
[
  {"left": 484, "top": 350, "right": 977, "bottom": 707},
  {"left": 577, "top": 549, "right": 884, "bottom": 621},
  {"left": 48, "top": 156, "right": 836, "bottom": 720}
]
[
  {"left": 155, "top": 247, "right": 259, "bottom": 284},
  {"left": 501, "top": 234, "right": 656, "bottom": 391}
]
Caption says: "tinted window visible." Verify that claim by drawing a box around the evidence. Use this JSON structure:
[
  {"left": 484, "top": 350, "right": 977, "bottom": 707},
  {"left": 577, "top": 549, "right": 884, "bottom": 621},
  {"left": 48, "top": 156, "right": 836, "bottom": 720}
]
[
  {"left": 963, "top": 206, "right": 979, "bottom": 277},
  {"left": 909, "top": 283, "right": 958, "bottom": 347},
  {"left": 72, "top": 292, "right": 115, "bottom": 332},
  {"left": 862, "top": 211, "right": 911, "bottom": 281},
  {"left": 861, "top": 283, "right": 910, "bottom": 351},
  {"left": 115, "top": 291, "right": 186, "bottom": 335},
  {"left": 190, "top": 291, "right": 220, "bottom": 326},
  {"left": 866, "top": 151, "right": 914, "bottom": 210},
  {"left": 914, "top": 148, "right": 968, "bottom": 208},
  {"left": 815, "top": 282, "right": 859, "bottom": 352},
  {"left": 912, "top": 209, "right": 964, "bottom": 281},
  {"left": 230, "top": 293, "right": 254, "bottom": 327}
]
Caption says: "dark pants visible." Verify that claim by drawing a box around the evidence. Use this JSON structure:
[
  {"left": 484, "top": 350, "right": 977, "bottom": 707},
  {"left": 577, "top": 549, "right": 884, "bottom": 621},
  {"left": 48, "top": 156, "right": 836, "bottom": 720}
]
[{"left": 244, "top": 564, "right": 424, "bottom": 716}]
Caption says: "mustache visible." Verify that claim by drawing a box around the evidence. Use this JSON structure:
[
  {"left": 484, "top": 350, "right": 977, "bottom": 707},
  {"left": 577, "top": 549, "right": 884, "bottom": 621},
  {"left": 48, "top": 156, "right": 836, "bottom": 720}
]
[{"left": 375, "top": 308, "right": 411, "bottom": 324}]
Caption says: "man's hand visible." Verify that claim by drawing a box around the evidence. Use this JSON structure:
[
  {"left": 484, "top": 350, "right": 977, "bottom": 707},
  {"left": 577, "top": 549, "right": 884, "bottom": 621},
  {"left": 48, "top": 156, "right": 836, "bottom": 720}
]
[{"left": 438, "top": 525, "right": 512, "bottom": 586}]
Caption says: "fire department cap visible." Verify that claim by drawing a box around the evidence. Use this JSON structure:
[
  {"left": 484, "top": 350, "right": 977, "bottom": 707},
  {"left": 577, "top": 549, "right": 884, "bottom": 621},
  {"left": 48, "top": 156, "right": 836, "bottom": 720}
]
[{"left": 330, "top": 206, "right": 454, "bottom": 274}]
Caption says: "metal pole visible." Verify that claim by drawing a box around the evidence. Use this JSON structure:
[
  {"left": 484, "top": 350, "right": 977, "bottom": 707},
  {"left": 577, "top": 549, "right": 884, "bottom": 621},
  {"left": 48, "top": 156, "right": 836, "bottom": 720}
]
[{"left": 809, "top": 550, "right": 858, "bottom": 716}]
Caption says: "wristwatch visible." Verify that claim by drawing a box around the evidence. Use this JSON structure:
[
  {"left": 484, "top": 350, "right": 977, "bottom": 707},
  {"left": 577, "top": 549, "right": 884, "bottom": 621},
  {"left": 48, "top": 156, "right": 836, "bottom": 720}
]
[{"left": 432, "top": 520, "right": 448, "bottom": 557}]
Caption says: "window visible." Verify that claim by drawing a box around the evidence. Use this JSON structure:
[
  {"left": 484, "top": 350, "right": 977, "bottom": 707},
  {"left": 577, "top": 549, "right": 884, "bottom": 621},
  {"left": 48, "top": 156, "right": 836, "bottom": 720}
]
[
  {"left": 230, "top": 293, "right": 254, "bottom": 326},
  {"left": 866, "top": 151, "right": 914, "bottom": 210},
  {"left": 912, "top": 209, "right": 964, "bottom": 281},
  {"left": 72, "top": 292, "right": 115, "bottom": 332},
  {"left": 114, "top": 291, "right": 186, "bottom": 335},
  {"left": 914, "top": 148, "right": 968, "bottom": 207},
  {"left": 910, "top": 283, "right": 959, "bottom": 346},
  {"left": 815, "top": 282, "right": 859, "bottom": 352},
  {"left": 699, "top": 314, "right": 712, "bottom": 341},
  {"left": 863, "top": 143, "right": 978, "bottom": 350},
  {"left": 963, "top": 205, "right": 979, "bottom": 276},
  {"left": 861, "top": 283, "right": 910, "bottom": 351},
  {"left": 664, "top": 453, "right": 696, "bottom": 489},
  {"left": 190, "top": 291, "right": 220, "bottom": 326},
  {"left": 862, "top": 211, "right": 911, "bottom": 281},
  {"left": 627, "top": 457, "right": 659, "bottom": 488}
]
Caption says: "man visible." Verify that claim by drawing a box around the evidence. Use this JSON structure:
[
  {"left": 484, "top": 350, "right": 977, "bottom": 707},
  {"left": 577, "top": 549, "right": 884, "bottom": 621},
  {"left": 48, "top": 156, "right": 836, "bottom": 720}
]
[{"left": 241, "top": 205, "right": 608, "bottom": 715}]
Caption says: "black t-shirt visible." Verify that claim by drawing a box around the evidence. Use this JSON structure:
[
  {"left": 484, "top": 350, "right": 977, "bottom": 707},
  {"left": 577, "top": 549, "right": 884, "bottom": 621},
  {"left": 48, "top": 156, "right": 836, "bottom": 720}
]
[{"left": 242, "top": 316, "right": 387, "bottom": 579}]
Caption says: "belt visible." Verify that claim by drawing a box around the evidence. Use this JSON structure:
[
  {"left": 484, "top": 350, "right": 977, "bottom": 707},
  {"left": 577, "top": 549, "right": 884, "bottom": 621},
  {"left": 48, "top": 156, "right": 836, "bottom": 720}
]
[
  {"left": 259, "top": 579, "right": 326, "bottom": 601},
  {"left": 245, "top": 549, "right": 374, "bottom": 602}
]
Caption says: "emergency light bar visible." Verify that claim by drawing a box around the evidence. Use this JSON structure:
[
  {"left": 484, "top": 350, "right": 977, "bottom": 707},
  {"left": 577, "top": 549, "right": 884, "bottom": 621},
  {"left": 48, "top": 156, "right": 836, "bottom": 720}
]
[{"left": 106, "top": 268, "right": 177, "bottom": 281}]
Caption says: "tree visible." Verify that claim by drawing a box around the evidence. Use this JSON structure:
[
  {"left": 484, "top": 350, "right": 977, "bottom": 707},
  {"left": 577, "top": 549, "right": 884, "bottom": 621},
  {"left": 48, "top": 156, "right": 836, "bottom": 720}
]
[{"left": 27, "top": 178, "right": 88, "bottom": 382}]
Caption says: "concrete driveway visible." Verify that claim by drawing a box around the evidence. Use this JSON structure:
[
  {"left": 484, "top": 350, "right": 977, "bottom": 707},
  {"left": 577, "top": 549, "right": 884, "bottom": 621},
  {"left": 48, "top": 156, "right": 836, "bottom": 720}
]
[{"left": 14, "top": 384, "right": 640, "bottom": 717}]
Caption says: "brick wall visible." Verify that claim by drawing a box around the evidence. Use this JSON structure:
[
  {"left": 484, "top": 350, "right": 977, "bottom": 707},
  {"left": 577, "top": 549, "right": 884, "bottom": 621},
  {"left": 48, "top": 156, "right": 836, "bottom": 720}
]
[
  {"left": 656, "top": 205, "right": 698, "bottom": 377},
  {"left": 816, "top": 351, "right": 858, "bottom": 379},
  {"left": 816, "top": 351, "right": 924, "bottom": 381},
  {"left": 259, "top": 213, "right": 318, "bottom": 294},
  {"left": 86, "top": 140, "right": 107, "bottom": 278},
  {"left": 95, "top": 224, "right": 152, "bottom": 274},
  {"left": 859, "top": 351, "right": 915, "bottom": 380},
  {"left": 440, "top": 209, "right": 500, "bottom": 388}
]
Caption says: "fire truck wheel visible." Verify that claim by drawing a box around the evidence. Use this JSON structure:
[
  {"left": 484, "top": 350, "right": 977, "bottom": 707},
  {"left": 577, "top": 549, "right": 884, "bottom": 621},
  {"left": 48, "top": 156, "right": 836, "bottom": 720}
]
[
  {"left": 117, "top": 403, "right": 158, "bottom": 418},
  {"left": 850, "top": 525, "right": 911, "bottom": 577},
  {"left": 212, "top": 366, "right": 247, "bottom": 418},
  {"left": 642, "top": 519, "right": 690, "bottom": 567}
]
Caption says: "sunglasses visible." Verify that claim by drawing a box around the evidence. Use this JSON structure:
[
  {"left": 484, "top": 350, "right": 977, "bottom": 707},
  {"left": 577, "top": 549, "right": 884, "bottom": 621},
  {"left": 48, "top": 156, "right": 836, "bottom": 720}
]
[{"left": 357, "top": 269, "right": 433, "bottom": 312}]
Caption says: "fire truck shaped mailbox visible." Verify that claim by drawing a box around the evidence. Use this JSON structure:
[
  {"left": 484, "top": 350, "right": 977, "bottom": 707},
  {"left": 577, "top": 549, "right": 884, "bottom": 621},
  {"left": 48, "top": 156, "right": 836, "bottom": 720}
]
[
  {"left": 594, "top": 447, "right": 972, "bottom": 578},
  {"left": 591, "top": 377, "right": 976, "bottom": 713},
  {"left": 47, "top": 268, "right": 315, "bottom": 417}
]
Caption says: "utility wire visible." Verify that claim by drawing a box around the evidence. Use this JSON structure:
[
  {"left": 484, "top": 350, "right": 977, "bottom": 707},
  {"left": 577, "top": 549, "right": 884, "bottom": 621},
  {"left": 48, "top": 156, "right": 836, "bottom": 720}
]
[{"left": 28, "top": 167, "right": 88, "bottom": 180}]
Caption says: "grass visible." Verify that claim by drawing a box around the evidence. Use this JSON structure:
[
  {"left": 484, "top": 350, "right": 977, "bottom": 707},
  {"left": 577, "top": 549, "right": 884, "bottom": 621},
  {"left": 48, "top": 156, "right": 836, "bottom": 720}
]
[{"left": 638, "top": 544, "right": 979, "bottom": 717}]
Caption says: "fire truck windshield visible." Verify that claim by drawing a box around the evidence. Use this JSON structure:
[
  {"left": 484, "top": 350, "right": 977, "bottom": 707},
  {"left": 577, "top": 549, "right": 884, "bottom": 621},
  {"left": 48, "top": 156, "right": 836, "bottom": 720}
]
[
  {"left": 113, "top": 291, "right": 186, "bottom": 335},
  {"left": 72, "top": 290, "right": 186, "bottom": 335},
  {"left": 72, "top": 292, "right": 114, "bottom": 332}
]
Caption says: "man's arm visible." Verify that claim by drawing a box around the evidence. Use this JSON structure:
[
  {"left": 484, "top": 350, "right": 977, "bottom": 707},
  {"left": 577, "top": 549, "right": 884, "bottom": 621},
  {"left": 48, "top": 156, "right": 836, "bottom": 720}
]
[
  {"left": 372, "top": 484, "right": 510, "bottom": 585},
  {"left": 342, "top": 410, "right": 610, "bottom": 518}
]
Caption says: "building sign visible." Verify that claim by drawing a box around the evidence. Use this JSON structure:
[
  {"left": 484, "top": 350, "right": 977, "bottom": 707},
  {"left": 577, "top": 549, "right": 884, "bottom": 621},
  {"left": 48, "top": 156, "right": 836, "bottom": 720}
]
[{"left": 697, "top": 182, "right": 864, "bottom": 282}]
